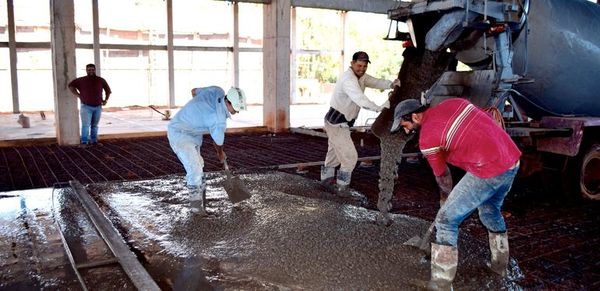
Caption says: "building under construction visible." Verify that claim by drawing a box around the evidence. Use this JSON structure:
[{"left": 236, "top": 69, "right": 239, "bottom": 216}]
[{"left": 1, "top": 0, "right": 599, "bottom": 290}]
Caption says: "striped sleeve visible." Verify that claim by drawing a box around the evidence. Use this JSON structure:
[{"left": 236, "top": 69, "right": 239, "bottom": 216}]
[{"left": 421, "top": 145, "right": 447, "bottom": 177}]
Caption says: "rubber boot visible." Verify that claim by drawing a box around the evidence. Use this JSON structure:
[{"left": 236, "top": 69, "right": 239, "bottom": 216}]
[
  {"left": 320, "top": 166, "right": 335, "bottom": 184},
  {"left": 335, "top": 170, "right": 352, "bottom": 197},
  {"left": 427, "top": 243, "right": 458, "bottom": 291},
  {"left": 488, "top": 231, "right": 509, "bottom": 276},
  {"left": 190, "top": 185, "right": 208, "bottom": 217}
]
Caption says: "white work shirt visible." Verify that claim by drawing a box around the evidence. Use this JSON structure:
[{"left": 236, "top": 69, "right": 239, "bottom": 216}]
[
  {"left": 168, "top": 86, "right": 230, "bottom": 145},
  {"left": 329, "top": 68, "right": 392, "bottom": 121}
]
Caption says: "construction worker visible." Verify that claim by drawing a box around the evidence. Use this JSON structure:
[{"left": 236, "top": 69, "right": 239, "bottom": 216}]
[
  {"left": 167, "top": 86, "right": 246, "bottom": 216},
  {"left": 68, "top": 63, "right": 112, "bottom": 146},
  {"left": 391, "top": 98, "right": 521, "bottom": 290},
  {"left": 321, "top": 51, "right": 400, "bottom": 193}
]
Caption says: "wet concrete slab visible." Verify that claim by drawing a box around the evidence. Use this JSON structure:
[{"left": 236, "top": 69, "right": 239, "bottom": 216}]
[
  {"left": 0, "top": 187, "right": 138, "bottom": 290},
  {"left": 0, "top": 189, "right": 82, "bottom": 289},
  {"left": 82, "top": 171, "right": 522, "bottom": 290}
]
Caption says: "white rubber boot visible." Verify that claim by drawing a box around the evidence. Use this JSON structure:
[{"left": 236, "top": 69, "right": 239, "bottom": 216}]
[
  {"left": 190, "top": 185, "right": 208, "bottom": 216},
  {"left": 335, "top": 170, "right": 352, "bottom": 197},
  {"left": 320, "top": 166, "right": 335, "bottom": 185},
  {"left": 427, "top": 243, "right": 458, "bottom": 291},
  {"left": 488, "top": 231, "right": 510, "bottom": 276}
]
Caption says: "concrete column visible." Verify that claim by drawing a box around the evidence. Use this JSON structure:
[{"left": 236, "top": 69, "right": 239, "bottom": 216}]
[
  {"left": 341, "top": 11, "right": 348, "bottom": 76},
  {"left": 290, "top": 7, "right": 297, "bottom": 104},
  {"left": 233, "top": 2, "right": 239, "bottom": 88},
  {"left": 263, "top": 0, "right": 290, "bottom": 132},
  {"left": 92, "top": 0, "right": 100, "bottom": 75},
  {"left": 167, "top": 0, "right": 175, "bottom": 108},
  {"left": 7, "top": 0, "right": 19, "bottom": 113},
  {"left": 50, "top": 0, "right": 79, "bottom": 145}
]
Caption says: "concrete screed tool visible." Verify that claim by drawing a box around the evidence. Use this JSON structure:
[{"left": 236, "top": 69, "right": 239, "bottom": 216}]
[{"left": 222, "top": 159, "right": 252, "bottom": 203}]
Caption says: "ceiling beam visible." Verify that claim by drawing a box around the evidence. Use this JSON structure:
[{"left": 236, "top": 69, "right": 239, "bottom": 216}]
[
  {"left": 216, "top": 0, "right": 402, "bottom": 14},
  {"left": 294, "top": 0, "right": 401, "bottom": 14}
]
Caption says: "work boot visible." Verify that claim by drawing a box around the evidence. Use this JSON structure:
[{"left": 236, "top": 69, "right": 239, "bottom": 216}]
[
  {"left": 488, "top": 231, "right": 510, "bottom": 276},
  {"left": 427, "top": 243, "right": 458, "bottom": 291},
  {"left": 190, "top": 185, "right": 208, "bottom": 217},
  {"left": 335, "top": 170, "right": 352, "bottom": 197},
  {"left": 320, "top": 166, "right": 335, "bottom": 185}
]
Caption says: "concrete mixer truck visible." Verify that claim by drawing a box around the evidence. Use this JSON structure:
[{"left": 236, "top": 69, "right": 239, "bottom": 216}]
[{"left": 385, "top": 0, "right": 600, "bottom": 199}]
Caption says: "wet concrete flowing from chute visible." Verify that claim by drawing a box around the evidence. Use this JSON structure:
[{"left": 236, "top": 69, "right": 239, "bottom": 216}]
[{"left": 372, "top": 47, "right": 457, "bottom": 223}]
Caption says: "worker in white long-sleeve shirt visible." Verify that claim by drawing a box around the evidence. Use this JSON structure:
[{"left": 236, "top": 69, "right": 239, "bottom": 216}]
[
  {"left": 321, "top": 51, "right": 401, "bottom": 193},
  {"left": 167, "top": 86, "right": 246, "bottom": 216}
]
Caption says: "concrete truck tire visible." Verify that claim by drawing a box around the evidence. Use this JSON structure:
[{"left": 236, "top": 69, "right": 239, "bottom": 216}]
[{"left": 579, "top": 143, "right": 600, "bottom": 201}]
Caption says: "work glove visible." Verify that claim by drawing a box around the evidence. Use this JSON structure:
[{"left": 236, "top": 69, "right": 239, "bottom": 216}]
[{"left": 391, "top": 79, "right": 401, "bottom": 88}]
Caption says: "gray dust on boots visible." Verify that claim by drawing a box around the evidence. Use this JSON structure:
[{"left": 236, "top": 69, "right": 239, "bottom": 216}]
[
  {"left": 189, "top": 185, "right": 207, "bottom": 216},
  {"left": 428, "top": 243, "right": 458, "bottom": 291},
  {"left": 335, "top": 170, "right": 351, "bottom": 192},
  {"left": 488, "top": 231, "right": 509, "bottom": 276},
  {"left": 320, "top": 166, "right": 335, "bottom": 185}
]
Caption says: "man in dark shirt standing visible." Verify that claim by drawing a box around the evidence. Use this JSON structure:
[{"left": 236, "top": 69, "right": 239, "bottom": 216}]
[{"left": 68, "top": 64, "right": 112, "bottom": 146}]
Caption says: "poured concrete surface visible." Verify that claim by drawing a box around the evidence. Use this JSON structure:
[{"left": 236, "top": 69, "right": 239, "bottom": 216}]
[
  {"left": 82, "top": 171, "right": 522, "bottom": 290},
  {"left": 0, "top": 188, "right": 134, "bottom": 290}
]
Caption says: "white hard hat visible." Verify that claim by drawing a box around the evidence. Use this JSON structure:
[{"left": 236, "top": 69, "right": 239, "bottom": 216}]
[{"left": 226, "top": 87, "right": 247, "bottom": 111}]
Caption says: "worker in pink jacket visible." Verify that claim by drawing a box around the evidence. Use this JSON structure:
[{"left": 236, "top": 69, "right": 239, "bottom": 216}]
[{"left": 391, "top": 98, "right": 521, "bottom": 290}]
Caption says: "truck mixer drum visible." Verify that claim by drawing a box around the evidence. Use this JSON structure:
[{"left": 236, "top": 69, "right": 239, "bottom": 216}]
[{"left": 384, "top": 0, "right": 600, "bottom": 200}]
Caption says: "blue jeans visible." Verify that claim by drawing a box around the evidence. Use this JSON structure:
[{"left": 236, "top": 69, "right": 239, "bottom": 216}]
[
  {"left": 435, "top": 163, "right": 519, "bottom": 246},
  {"left": 80, "top": 104, "right": 102, "bottom": 144}
]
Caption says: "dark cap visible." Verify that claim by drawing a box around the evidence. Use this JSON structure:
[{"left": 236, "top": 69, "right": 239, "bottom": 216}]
[
  {"left": 352, "top": 51, "right": 371, "bottom": 63},
  {"left": 391, "top": 99, "right": 423, "bottom": 133}
]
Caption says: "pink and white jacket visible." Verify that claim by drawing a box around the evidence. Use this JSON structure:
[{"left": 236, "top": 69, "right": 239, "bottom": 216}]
[{"left": 419, "top": 98, "right": 521, "bottom": 178}]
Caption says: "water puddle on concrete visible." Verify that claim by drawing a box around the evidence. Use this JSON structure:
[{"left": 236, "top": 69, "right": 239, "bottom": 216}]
[{"left": 84, "top": 171, "right": 523, "bottom": 290}]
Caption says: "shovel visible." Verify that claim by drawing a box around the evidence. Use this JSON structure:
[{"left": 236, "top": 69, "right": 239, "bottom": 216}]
[
  {"left": 404, "top": 220, "right": 436, "bottom": 252},
  {"left": 222, "top": 159, "right": 252, "bottom": 203}
]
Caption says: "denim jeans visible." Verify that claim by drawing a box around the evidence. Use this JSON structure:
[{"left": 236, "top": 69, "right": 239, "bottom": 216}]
[
  {"left": 80, "top": 104, "right": 102, "bottom": 144},
  {"left": 435, "top": 163, "right": 519, "bottom": 246},
  {"left": 167, "top": 129, "right": 204, "bottom": 187}
]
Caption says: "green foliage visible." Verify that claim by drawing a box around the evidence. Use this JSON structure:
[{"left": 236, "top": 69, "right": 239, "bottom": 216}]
[
  {"left": 296, "top": 9, "right": 405, "bottom": 84},
  {"left": 298, "top": 54, "right": 339, "bottom": 83}
]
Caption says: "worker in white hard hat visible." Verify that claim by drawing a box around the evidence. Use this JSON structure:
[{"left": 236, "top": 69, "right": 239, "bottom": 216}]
[{"left": 167, "top": 86, "right": 246, "bottom": 216}]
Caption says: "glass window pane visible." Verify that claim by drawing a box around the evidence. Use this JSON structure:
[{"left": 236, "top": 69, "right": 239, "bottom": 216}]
[
  {"left": 14, "top": 0, "right": 50, "bottom": 42},
  {"left": 17, "top": 48, "right": 53, "bottom": 111},
  {"left": 346, "top": 11, "right": 404, "bottom": 81},
  {"left": 239, "top": 52, "right": 263, "bottom": 105},
  {"left": 0, "top": 48, "right": 12, "bottom": 112},
  {"left": 173, "top": 1, "right": 232, "bottom": 47},
  {"left": 296, "top": 8, "right": 343, "bottom": 51},
  {"left": 99, "top": 0, "right": 167, "bottom": 45},
  {"left": 293, "top": 8, "right": 344, "bottom": 105},
  {"left": 174, "top": 51, "right": 232, "bottom": 106},
  {"left": 238, "top": 3, "right": 262, "bottom": 48},
  {"left": 100, "top": 49, "right": 169, "bottom": 107},
  {"left": 74, "top": 0, "right": 93, "bottom": 44},
  {"left": 0, "top": 1, "right": 7, "bottom": 42},
  {"left": 294, "top": 51, "right": 341, "bottom": 105},
  {"left": 75, "top": 49, "right": 95, "bottom": 76}
]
